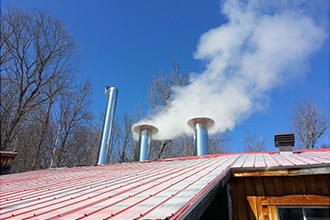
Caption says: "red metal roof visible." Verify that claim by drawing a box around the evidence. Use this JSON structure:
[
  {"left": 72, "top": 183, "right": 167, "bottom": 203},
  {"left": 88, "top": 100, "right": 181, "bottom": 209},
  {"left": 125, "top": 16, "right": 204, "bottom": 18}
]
[{"left": 1, "top": 149, "right": 329, "bottom": 219}]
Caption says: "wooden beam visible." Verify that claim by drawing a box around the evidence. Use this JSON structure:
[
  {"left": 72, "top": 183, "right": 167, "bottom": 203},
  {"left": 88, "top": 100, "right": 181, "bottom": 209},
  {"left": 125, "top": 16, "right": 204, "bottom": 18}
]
[
  {"left": 232, "top": 167, "right": 330, "bottom": 177},
  {"left": 260, "top": 194, "right": 330, "bottom": 206}
]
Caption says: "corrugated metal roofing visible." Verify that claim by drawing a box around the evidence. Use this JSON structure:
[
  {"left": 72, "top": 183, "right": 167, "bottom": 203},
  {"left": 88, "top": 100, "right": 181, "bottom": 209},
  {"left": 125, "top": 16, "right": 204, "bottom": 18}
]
[{"left": 1, "top": 149, "right": 329, "bottom": 219}]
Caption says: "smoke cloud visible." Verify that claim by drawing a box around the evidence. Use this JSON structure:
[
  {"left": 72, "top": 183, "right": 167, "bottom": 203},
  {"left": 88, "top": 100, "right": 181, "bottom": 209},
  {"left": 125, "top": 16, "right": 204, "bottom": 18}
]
[{"left": 135, "top": 0, "right": 327, "bottom": 140}]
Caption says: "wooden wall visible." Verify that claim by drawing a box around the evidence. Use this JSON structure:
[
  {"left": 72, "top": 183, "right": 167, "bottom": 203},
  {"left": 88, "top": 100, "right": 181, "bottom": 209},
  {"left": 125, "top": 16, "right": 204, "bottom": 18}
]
[{"left": 229, "top": 174, "right": 329, "bottom": 220}]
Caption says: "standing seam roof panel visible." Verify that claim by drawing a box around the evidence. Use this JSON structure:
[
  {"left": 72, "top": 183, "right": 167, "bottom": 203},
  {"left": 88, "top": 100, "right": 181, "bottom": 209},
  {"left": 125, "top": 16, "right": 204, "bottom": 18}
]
[
  {"left": 65, "top": 155, "right": 238, "bottom": 219},
  {"left": 1, "top": 149, "right": 329, "bottom": 220}
]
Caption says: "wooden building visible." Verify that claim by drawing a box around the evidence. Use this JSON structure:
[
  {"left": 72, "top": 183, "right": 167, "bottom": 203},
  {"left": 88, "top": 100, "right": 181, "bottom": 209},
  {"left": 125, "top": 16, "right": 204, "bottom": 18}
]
[{"left": 229, "top": 168, "right": 329, "bottom": 219}]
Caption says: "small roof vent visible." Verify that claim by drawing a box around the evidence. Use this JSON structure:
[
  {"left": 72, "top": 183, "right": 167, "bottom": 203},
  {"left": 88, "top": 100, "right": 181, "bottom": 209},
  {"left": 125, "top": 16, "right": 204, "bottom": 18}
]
[{"left": 274, "top": 133, "right": 295, "bottom": 154}]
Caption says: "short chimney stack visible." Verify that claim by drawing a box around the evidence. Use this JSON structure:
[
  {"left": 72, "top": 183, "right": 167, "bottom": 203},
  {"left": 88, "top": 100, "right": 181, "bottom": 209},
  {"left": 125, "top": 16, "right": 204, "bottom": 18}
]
[
  {"left": 188, "top": 117, "right": 215, "bottom": 156},
  {"left": 134, "top": 124, "right": 158, "bottom": 161},
  {"left": 274, "top": 133, "right": 295, "bottom": 154}
]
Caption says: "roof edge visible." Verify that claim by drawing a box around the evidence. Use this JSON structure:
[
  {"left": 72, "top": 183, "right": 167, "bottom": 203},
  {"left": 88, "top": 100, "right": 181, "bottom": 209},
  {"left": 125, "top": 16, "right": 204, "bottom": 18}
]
[
  {"left": 174, "top": 168, "right": 231, "bottom": 220},
  {"left": 231, "top": 165, "right": 330, "bottom": 177}
]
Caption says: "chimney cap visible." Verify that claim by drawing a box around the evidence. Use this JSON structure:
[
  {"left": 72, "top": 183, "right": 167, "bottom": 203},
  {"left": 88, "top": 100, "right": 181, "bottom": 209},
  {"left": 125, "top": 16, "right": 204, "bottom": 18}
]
[
  {"left": 274, "top": 133, "right": 295, "bottom": 148},
  {"left": 133, "top": 124, "right": 158, "bottom": 134},
  {"left": 187, "top": 117, "right": 215, "bottom": 129}
]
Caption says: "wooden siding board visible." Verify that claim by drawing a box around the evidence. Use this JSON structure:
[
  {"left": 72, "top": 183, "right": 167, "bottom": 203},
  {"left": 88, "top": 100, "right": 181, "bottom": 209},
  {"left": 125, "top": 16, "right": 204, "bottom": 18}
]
[
  {"left": 244, "top": 178, "right": 257, "bottom": 220},
  {"left": 322, "top": 173, "right": 329, "bottom": 193},
  {"left": 228, "top": 178, "right": 239, "bottom": 220},
  {"left": 314, "top": 174, "right": 330, "bottom": 196},
  {"left": 244, "top": 177, "right": 256, "bottom": 195},
  {"left": 253, "top": 177, "right": 265, "bottom": 220},
  {"left": 237, "top": 178, "right": 249, "bottom": 220},
  {"left": 283, "top": 176, "right": 297, "bottom": 194},
  {"left": 254, "top": 177, "right": 265, "bottom": 196},
  {"left": 229, "top": 178, "right": 240, "bottom": 220},
  {"left": 230, "top": 177, "right": 253, "bottom": 220},
  {"left": 272, "top": 176, "right": 286, "bottom": 196},
  {"left": 303, "top": 175, "right": 317, "bottom": 194},
  {"left": 294, "top": 175, "right": 307, "bottom": 194},
  {"left": 263, "top": 177, "right": 276, "bottom": 196}
]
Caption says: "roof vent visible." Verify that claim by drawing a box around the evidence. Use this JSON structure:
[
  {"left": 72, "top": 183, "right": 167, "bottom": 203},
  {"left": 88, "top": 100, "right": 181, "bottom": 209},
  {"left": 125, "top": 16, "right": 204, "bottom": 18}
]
[
  {"left": 274, "top": 133, "right": 295, "bottom": 154},
  {"left": 133, "top": 124, "right": 158, "bottom": 161},
  {"left": 187, "top": 117, "right": 215, "bottom": 156}
]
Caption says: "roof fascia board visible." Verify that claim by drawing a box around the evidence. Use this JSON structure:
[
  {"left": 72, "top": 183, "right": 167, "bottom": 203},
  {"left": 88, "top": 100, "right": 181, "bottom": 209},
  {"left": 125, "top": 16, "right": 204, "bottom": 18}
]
[{"left": 231, "top": 166, "right": 330, "bottom": 177}]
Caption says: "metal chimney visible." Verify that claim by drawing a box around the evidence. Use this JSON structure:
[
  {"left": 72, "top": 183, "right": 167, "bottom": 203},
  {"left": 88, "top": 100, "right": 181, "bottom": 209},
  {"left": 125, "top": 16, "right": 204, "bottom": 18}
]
[
  {"left": 133, "top": 124, "right": 158, "bottom": 161},
  {"left": 187, "top": 117, "right": 215, "bottom": 156},
  {"left": 97, "top": 86, "right": 118, "bottom": 165},
  {"left": 274, "top": 133, "right": 295, "bottom": 154}
]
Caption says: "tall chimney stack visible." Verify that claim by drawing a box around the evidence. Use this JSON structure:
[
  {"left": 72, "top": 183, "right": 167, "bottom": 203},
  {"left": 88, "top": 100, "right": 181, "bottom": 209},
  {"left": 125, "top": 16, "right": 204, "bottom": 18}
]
[
  {"left": 97, "top": 86, "right": 118, "bottom": 165},
  {"left": 133, "top": 124, "right": 158, "bottom": 161},
  {"left": 188, "top": 117, "right": 215, "bottom": 156}
]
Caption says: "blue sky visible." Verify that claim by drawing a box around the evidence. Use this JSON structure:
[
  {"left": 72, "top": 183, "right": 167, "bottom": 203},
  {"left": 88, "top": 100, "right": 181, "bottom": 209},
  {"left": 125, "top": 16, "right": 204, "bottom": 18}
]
[{"left": 2, "top": 0, "right": 329, "bottom": 152}]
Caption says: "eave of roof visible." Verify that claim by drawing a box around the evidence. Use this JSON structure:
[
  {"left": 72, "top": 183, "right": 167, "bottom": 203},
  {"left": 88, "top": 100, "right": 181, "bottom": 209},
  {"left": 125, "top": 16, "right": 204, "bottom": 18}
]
[{"left": 0, "top": 148, "right": 329, "bottom": 219}]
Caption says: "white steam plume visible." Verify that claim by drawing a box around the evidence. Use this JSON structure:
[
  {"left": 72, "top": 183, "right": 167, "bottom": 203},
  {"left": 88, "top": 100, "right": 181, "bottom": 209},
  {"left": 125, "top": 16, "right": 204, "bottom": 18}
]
[{"left": 134, "top": 0, "right": 328, "bottom": 140}]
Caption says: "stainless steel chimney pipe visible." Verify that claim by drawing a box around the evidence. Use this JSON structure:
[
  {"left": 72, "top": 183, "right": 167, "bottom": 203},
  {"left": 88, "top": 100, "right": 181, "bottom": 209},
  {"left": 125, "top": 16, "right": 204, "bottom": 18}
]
[
  {"left": 97, "top": 86, "right": 118, "bottom": 165},
  {"left": 133, "top": 124, "right": 158, "bottom": 161},
  {"left": 188, "top": 117, "right": 215, "bottom": 156}
]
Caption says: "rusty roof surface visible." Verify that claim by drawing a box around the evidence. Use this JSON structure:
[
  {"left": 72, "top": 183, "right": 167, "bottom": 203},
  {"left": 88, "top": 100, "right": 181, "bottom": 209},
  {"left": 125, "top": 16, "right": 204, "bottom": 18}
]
[{"left": 1, "top": 149, "right": 329, "bottom": 219}]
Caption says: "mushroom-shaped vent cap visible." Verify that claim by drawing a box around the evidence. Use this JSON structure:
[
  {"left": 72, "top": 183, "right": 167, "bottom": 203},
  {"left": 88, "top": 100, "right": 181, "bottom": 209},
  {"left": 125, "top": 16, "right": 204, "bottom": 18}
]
[
  {"left": 133, "top": 124, "right": 158, "bottom": 134},
  {"left": 187, "top": 117, "right": 215, "bottom": 129}
]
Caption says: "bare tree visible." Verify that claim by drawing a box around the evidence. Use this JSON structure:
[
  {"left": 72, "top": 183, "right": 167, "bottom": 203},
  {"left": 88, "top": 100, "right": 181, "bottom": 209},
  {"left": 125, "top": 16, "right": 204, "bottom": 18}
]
[
  {"left": 0, "top": 8, "right": 78, "bottom": 151},
  {"left": 73, "top": 125, "right": 100, "bottom": 166},
  {"left": 290, "top": 100, "right": 328, "bottom": 149},
  {"left": 117, "top": 110, "right": 145, "bottom": 163},
  {"left": 130, "top": 106, "right": 145, "bottom": 161},
  {"left": 99, "top": 109, "right": 142, "bottom": 164},
  {"left": 148, "top": 62, "right": 189, "bottom": 109},
  {"left": 115, "top": 113, "right": 134, "bottom": 162},
  {"left": 50, "top": 81, "right": 93, "bottom": 168},
  {"left": 147, "top": 62, "right": 191, "bottom": 159},
  {"left": 146, "top": 62, "right": 228, "bottom": 159},
  {"left": 244, "top": 132, "right": 265, "bottom": 152},
  {"left": 209, "top": 133, "right": 229, "bottom": 154},
  {"left": 30, "top": 95, "right": 56, "bottom": 169},
  {"left": 0, "top": 8, "right": 104, "bottom": 173},
  {"left": 11, "top": 118, "right": 41, "bottom": 172}
]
